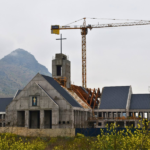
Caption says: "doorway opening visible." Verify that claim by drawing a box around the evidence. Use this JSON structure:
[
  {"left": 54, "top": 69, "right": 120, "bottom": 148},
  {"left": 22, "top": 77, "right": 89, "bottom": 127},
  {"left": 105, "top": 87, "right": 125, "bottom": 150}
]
[
  {"left": 17, "top": 111, "right": 25, "bottom": 127},
  {"left": 29, "top": 111, "right": 40, "bottom": 129},
  {"left": 44, "top": 110, "right": 52, "bottom": 128}
]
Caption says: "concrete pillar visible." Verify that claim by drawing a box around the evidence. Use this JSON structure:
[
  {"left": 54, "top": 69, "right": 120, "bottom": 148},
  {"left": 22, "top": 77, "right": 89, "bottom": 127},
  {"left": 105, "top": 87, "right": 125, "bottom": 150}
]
[
  {"left": 71, "top": 110, "right": 74, "bottom": 128},
  {"left": 85, "top": 111, "right": 87, "bottom": 121},
  {"left": 126, "top": 111, "right": 129, "bottom": 117},
  {"left": 147, "top": 112, "right": 149, "bottom": 120},
  {"left": 80, "top": 111, "right": 82, "bottom": 127},
  {"left": 74, "top": 110, "right": 76, "bottom": 128},
  {"left": 25, "top": 110, "right": 29, "bottom": 128},
  {"left": 137, "top": 111, "right": 139, "bottom": 117},
  {"left": 124, "top": 121, "right": 126, "bottom": 127},
  {"left": 78, "top": 111, "right": 80, "bottom": 127},
  {"left": 106, "top": 112, "right": 108, "bottom": 119},
  {"left": 116, "top": 112, "right": 118, "bottom": 118},
  {"left": 102, "top": 112, "right": 103, "bottom": 118},
  {"left": 1, "top": 114, "right": 4, "bottom": 127},
  {"left": 80, "top": 111, "right": 81, "bottom": 128},
  {"left": 111, "top": 112, "right": 113, "bottom": 119},
  {"left": 102, "top": 121, "right": 105, "bottom": 128},
  {"left": 135, "top": 121, "right": 138, "bottom": 128},
  {"left": 121, "top": 112, "right": 123, "bottom": 117},
  {"left": 40, "top": 110, "right": 44, "bottom": 129}
]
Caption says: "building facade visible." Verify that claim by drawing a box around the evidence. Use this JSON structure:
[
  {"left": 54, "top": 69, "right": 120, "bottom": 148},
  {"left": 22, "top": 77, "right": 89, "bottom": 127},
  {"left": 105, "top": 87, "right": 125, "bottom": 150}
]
[
  {"left": 91, "top": 86, "right": 150, "bottom": 128},
  {"left": 0, "top": 53, "right": 150, "bottom": 129},
  {"left": 5, "top": 73, "right": 90, "bottom": 129}
]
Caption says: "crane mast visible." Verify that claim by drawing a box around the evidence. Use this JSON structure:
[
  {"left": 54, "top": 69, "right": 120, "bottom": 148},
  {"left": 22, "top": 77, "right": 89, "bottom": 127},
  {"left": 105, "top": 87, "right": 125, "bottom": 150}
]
[
  {"left": 81, "top": 18, "right": 87, "bottom": 88},
  {"left": 51, "top": 18, "right": 150, "bottom": 88}
]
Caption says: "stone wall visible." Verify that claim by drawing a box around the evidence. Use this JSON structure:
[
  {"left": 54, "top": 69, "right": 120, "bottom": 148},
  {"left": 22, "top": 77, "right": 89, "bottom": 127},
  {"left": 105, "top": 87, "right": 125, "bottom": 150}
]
[{"left": 0, "top": 127, "right": 75, "bottom": 137}]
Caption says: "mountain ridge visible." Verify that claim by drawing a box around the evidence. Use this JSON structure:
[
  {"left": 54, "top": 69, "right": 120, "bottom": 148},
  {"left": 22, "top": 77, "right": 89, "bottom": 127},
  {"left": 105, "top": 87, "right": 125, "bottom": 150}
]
[{"left": 0, "top": 48, "right": 51, "bottom": 97}]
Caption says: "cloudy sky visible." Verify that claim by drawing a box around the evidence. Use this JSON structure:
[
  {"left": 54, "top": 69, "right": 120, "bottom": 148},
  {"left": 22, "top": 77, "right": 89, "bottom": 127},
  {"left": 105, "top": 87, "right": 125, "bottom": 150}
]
[{"left": 0, "top": 0, "right": 150, "bottom": 93}]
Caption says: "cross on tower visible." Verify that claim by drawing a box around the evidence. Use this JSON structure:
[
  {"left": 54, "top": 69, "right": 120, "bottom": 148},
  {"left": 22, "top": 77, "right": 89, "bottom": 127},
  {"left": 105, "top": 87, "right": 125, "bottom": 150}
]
[{"left": 56, "top": 34, "right": 67, "bottom": 54}]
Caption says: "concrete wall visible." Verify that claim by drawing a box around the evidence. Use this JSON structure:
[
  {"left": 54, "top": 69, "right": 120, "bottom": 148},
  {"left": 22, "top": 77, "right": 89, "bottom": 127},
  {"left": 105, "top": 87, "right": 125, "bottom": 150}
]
[
  {"left": 52, "top": 53, "right": 71, "bottom": 88},
  {"left": 6, "top": 74, "right": 59, "bottom": 129},
  {"left": 0, "top": 127, "right": 75, "bottom": 137},
  {"left": 6, "top": 73, "right": 89, "bottom": 129}
]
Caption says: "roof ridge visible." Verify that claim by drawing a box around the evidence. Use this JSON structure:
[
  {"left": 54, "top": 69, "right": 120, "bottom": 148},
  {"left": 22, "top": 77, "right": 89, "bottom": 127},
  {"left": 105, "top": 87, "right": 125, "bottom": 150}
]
[{"left": 104, "top": 86, "right": 130, "bottom": 88}]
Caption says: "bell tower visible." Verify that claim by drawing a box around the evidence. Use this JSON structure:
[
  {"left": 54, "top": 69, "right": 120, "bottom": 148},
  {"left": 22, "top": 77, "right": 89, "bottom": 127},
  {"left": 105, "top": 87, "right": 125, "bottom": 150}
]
[{"left": 52, "top": 53, "right": 71, "bottom": 88}]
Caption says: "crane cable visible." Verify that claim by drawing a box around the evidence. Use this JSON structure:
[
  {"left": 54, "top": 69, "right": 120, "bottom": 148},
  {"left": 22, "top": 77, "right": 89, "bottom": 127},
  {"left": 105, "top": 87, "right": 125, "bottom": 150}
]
[
  {"left": 64, "top": 18, "right": 84, "bottom": 26},
  {"left": 86, "top": 17, "right": 149, "bottom": 22}
]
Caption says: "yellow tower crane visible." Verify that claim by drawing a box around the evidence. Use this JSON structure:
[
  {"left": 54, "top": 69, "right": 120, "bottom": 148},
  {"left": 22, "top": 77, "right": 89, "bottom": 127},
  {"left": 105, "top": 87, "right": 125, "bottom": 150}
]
[{"left": 51, "top": 17, "right": 150, "bottom": 88}]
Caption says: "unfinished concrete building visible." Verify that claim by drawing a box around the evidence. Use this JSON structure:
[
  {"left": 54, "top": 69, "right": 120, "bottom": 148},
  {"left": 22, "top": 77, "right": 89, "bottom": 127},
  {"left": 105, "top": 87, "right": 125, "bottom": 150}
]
[
  {"left": 5, "top": 53, "right": 91, "bottom": 129},
  {"left": 1, "top": 53, "right": 150, "bottom": 129},
  {"left": 89, "top": 86, "right": 150, "bottom": 128}
]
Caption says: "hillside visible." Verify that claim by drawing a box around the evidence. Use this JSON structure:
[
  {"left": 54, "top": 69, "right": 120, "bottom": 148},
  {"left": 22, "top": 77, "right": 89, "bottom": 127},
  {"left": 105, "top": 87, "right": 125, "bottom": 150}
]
[{"left": 0, "top": 48, "right": 51, "bottom": 97}]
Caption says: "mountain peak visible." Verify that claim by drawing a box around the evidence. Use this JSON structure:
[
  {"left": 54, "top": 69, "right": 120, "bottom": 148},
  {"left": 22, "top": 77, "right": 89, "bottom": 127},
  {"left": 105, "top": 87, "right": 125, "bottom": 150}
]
[
  {"left": 10, "top": 48, "right": 30, "bottom": 56},
  {"left": 0, "top": 48, "right": 51, "bottom": 96}
]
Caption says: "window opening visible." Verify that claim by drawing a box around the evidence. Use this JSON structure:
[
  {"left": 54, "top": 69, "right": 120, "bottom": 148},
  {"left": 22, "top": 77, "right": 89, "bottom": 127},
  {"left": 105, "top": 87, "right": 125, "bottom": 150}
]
[{"left": 57, "top": 65, "right": 62, "bottom": 76}]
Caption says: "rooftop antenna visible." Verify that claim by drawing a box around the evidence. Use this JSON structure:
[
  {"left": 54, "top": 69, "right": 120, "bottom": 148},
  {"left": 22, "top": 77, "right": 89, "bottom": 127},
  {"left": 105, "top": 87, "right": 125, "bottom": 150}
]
[{"left": 56, "top": 34, "right": 67, "bottom": 54}]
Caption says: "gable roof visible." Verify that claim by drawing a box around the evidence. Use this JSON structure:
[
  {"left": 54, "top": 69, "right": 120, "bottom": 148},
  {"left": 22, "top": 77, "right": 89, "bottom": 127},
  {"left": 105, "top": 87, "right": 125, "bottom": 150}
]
[
  {"left": 99, "top": 86, "right": 130, "bottom": 109},
  {"left": 41, "top": 74, "right": 82, "bottom": 108},
  {"left": 0, "top": 98, "right": 13, "bottom": 112},
  {"left": 130, "top": 94, "right": 150, "bottom": 109}
]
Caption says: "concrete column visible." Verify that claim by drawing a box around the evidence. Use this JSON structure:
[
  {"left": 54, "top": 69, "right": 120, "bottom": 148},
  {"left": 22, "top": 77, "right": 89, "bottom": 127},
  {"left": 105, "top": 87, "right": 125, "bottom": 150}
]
[
  {"left": 121, "top": 112, "right": 123, "bottom": 117},
  {"left": 126, "top": 111, "right": 129, "bottom": 117},
  {"left": 116, "top": 112, "right": 118, "bottom": 118},
  {"left": 102, "top": 112, "right": 103, "bottom": 118},
  {"left": 74, "top": 110, "right": 76, "bottom": 128},
  {"left": 135, "top": 121, "right": 138, "bottom": 128},
  {"left": 80, "top": 111, "right": 81, "bottom": 128},
  {"left": 25, "top": 110, "right": 29, "bottom": 128},
  {"left": 102, "top": 121, "right": 105, "bottom": 128},
  {"left": 78, "top": 111, "right": 80, "bottom": 127},
  {"left": 111, "top": 112, "right": 113, "bottom": 119},
  {"left": 85, "top": 111, "right": 87, "bottom": 121},
  {"left": 147, "top": 112, "right": 149, "bottom": 121},
  {"left": 1, "top": 114, "right": 4, "bottom": 127},
  {"left": 71, "top": 110, "right": 74, "bottom": 128},
  {"left": 76, "top": 110, "right": 77, "bottom": 127},
  {"left": 40, "top": 110, "right": 44, "bottom": 129},
  {"left": 106, "top": 112, "right": 108, "bottom": 119},
  {"left": 80, "top": 111, "right": 82, "bottom": 127},
  {"left": 124, "top": 121, "right": 126, "bottom": 127}
]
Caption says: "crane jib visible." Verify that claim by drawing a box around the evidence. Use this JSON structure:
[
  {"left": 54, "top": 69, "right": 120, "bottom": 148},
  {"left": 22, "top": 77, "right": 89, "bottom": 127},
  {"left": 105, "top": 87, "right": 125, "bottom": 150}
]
[{"left": 51, "top": 19, "right": 150, "bottom": 88}]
